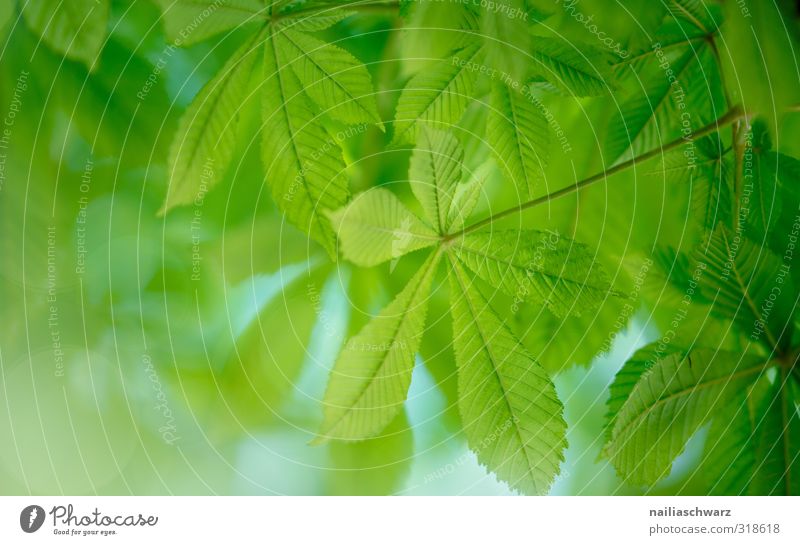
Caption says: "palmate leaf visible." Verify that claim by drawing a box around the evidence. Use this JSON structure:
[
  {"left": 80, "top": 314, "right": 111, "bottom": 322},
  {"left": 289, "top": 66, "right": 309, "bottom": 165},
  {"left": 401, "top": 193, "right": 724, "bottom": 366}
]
[
  {"left": 161, "top": 32, "right": 260, "bottom": 213},
  {"left": 449, "top": 259, "right": 567, "bottom": 495},
  {"left": 262, "top": 29, "right": 349, "bottom": 257},
  {"left": 153, "top": 0, "right": 267, "bottom": 46},
  {"left": 409, "top": 126, "right": 464, "bottom": 233},
  {"left": 528, "top": 37, "right": 613, "bottom": 97},
  {"left": 487, "top": 82, "right": 550, "bottom": 199},
  {"left": 21, "top": 0, "right": 109, "bottom": 69},
  {"left": 453, "top": 230, "right": 613, "bottom": 317},
  {"left": 606, "top": 347, "right": 767, "bottom": 485},
  {"left": 315, "top": 252, "right": 440, "bottom": 442},
  {"left": 277, "top": 28, "right": 382, "bottom": 127},
  {"left": 392, "top": 42, "right": 482, "bottom": 145},
  {"left": 328, "top": 188, "right": 439, "bottom": 267}
]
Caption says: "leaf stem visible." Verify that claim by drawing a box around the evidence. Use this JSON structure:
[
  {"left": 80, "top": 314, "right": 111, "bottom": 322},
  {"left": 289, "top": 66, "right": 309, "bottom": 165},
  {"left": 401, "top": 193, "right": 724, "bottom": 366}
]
[{"left": 445, "top": 105, "right": 746, "bottom": 240}]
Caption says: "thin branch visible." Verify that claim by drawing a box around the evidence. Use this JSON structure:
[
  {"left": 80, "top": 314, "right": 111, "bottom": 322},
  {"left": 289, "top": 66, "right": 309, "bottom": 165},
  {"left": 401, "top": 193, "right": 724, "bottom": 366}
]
[{"left": 445, "top": 105, "right": 746, "bottom": 241}]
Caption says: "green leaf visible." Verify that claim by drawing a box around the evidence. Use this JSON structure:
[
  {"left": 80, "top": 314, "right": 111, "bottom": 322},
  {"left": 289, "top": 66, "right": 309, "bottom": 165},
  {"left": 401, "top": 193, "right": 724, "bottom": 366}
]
[
  {"left": 316, "top": 252, "right": 440, "bottom": 442},
  {"left": 695, "top": 372, "right": 800, "bottom": 496},
  {"left": 277, "top": 8, "right": 355, "bottom": 32},
  {"left": 607, "top": 347, "right": 766, "bottom": 485},
  {"left": 487, "top": 82, "right": 550, "bottom": 199},
  {"left": 692, "top": 225, "right": 796, "bottom": 350},
  {"left": 764, "top": 157, "right": 800, "bottom": 271},
  {"left": 603, "top": 343, "right": 665, "bottom": 445},
  {"left": 453, "top": 230, "right": 613, "bottom": 317},
  {"left": 329, "top": 188, "right": 439, "bottom": 267},
  {"left": 392, "top": 43, "right": 482, "bottom": 145},
  {"left": 669, "top": 0, "right": 720, "bottom": 33},
  {"left": 153, "top": 0, "right": 266, "bottom": 46},
  {"left": 690, "top": 147, "right": 733, "bottom": 232},
  {"left": 446, "top": 175, "right": 484, "bottom": 233},
  {"left": 161, "top": 33, "right": 260, "bottom": 213},
  {"left": 21, "top": 0, "right": 109, "bottom": 69},
  {"left": 449, "top": 259, "right": 567, "bottom": 495},
  {"left": 480, "top": 0, "right": 531, "bottom": 82},
  {"left": 528, "top": 37, "right": 613, "bottom": 97},
  {"left": 606, "top": 44, "right": 720, "bottom": 164},
  {"left": 648, "top": 136, "right": 732, "bottom": 232},
  {"left": 262, "top": 30, "right": 350, "bottom": 257},
  {"left": 409, "top": 126, "right": 465, "bottom": 232},
  {"left": 277, "top": 28, "right": 382, "bottom": 127}
]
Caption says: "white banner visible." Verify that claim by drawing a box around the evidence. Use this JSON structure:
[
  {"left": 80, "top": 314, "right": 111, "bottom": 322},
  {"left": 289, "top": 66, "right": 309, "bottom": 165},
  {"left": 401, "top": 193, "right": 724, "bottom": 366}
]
[{"left": 1, "top": 496, "right": 798, "bottom": 544}]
